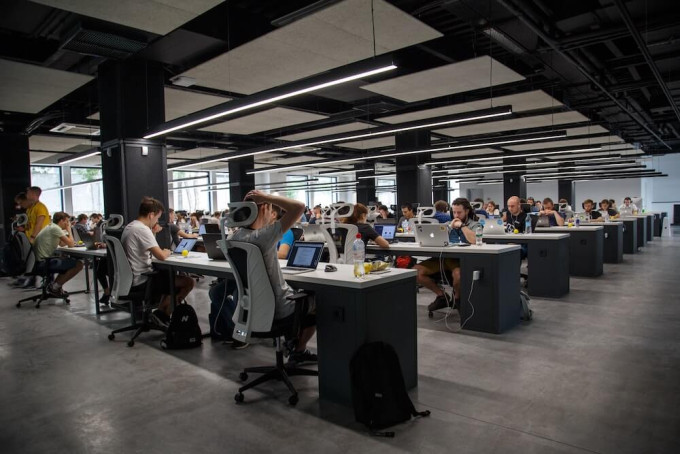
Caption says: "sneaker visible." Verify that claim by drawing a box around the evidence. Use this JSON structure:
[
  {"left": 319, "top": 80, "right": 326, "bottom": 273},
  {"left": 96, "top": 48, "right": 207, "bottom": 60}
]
[
  {"left": 99, "top": 294, "right": 111, "bottom": 307},
  {"left": 20, "top": 276, "right": 37, "bottom": 289},
  {"left": 427, "top": 293, "right": 452, "bottom": 312},
  {"left": 288, "top": 349, "right": 318, "bottom": 365},
  {"left": 149, "top": 309, "right": 170, "bottom": 328},
  {"left": 47, "top": 285, "right": 68, "bottom": 298},
  {"left": 231, "top": 340, "right": 250, "bottom": 350}
]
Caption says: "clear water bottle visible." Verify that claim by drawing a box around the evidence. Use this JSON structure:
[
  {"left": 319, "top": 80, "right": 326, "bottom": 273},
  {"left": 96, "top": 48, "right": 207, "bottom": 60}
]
[
  {"left": 352, "top": 233, "right": 365, "bottom": 279},
  {"left": 475, "top": 224, "right": 483, "bottom": 246},
  {"left": 525, "top": 215, "right": 532, "bottom": 234},
  {"left": 401, "top": 219, "right": 409, "bottom": 233},
  {"left": 575, "top": 218, "right": 580, "bottom": 228}
]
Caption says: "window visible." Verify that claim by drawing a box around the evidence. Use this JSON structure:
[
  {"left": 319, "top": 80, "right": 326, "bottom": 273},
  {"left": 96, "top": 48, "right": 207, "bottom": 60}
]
[
  {"left": 376, "top": 178, "right": 395, "bottom": 209},
  {"left": 30, "top": 166, "right": 62, "bottom": 213},
  {"left": 214, "top": 172, "right": 230, "bottom": 211},
  {"left": 170, "top": 171, "right": 210, "bottom": 213},
  {"left": 71, "top": 167, "right": 104, "bottom": 215},
  {"left": 448, "top": 179, "right": 460, "bottom": 202},
  {"left": 309, "top": 176, "right": 336, "bottom": 208},
  {"left": 285, "top": 175, "right": 309, "bottom": 207}
]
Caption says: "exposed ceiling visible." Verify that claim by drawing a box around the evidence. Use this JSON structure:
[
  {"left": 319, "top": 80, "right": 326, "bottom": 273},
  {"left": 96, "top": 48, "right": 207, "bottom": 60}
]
[{"left": 0, "top": 0, "right": 677, "bottom": 183}]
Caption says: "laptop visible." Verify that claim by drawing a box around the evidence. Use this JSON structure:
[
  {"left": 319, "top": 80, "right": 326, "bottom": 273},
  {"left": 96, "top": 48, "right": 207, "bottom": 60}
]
[
  {"left": 536, "top": 215, "right": 551, "bottom": 227},
  {"left": 79, "top": 234, "right": 98, "bottom": 250},
  {"left": 374, "top": 224, "right": 396, "bottom": 242},
  {"left": 280, "top": 241, "right": 324, "bottom": 275},
  {"left": 415, "top": 224, "right": 453, "bottom": 247},
  {"left": 174, "top": 238, "right": 197, "bottom": 254},
  {"left": 198, "top": 223, "right": 220, "bottom": 235},
  {"left": 202, "top": 233, "right": 226, "bottom": 260}
]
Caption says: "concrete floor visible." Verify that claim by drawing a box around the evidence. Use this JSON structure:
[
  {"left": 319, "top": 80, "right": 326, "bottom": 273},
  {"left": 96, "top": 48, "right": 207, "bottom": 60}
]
[{"left": 1, "top": 232, "right": 679, "bottom": 454}]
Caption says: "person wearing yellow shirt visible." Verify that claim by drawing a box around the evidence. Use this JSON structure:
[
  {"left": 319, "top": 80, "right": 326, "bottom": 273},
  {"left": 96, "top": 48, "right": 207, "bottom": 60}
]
[{"left": 25, "top": 186, "right": 50, "bottom": 242}]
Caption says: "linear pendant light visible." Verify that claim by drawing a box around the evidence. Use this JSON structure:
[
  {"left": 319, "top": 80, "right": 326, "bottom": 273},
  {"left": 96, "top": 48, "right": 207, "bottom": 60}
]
[
  {"left": 435, "top": 160, "right": 641, "bottom": 179},
  {"left": 431, "top": 155, "right": 627, "bottom": 174},
  {"left": 144, "top": 61, "right": 398, "bottom": 139},
  {"left": 58, "top": 150, "right": 101, "bottom": 165}
]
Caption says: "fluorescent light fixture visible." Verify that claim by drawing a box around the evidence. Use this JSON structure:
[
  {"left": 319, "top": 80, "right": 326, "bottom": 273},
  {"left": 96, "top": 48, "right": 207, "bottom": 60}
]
[
  {"left": 319, "top": 168, "right": 373, "bottom": 176},
  {"left": 431, "top": 156, "right": 628, "bottom": 174},
  {"left": 145, "top": 63, "right": 398, "bottom": 139},
  {"left": 436, "top": 161, "right": 641, "bottom": 179},
  {"left": 427, "top": 146, "right": 604, "bottom": 166},
  {"left": 482, "top": 27, "right": 526, "bottom": 55},
  {"left": 525, "top": 166, "right": 646, "bottom": 178},
  {"left": 58, "top": 150, "right": 101, "bottom": 165},
  {"left": 357, "top": 173, "right": 396, "bottom": 179},
  {"left": 170, "top": 155, "right": 234, "bottom": 170},
  {"left": 42, "top": 179, "right": 103, "bottom": 192}
]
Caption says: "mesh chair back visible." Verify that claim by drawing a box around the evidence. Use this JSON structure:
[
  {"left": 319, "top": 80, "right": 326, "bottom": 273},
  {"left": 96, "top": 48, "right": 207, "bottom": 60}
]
[
  {"left": 324, "top": 223, "right": 358, "bottom": 263},
  {"left": 301, "top": 224, "right": 337, "bottom": 263},
  {"left": 105, "top": 236, "right": 134, "bottom": 302}
]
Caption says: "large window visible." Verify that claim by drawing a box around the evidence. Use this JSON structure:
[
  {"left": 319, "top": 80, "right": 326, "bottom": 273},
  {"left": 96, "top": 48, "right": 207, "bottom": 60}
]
[
  {"left": 31, "top": 166, "right": 63, "bottom": 213},
  {"left": 448, "top": 179, "right": 460, "bottom": 202},
  {"left": 376, "top": 178, "right": 396, "bottom": 209},
  {"left": 170, "top": 171, "right": 210, "bottom": 213},
  {"left": 214, "top": 172, "right": 230, "bottom": 211},
  {"left": 309, "top": 176, "right": 336, "bottom": 208},
  {"left": 71, "top": 167, "right": 104, "bottom": 215},
  {"left": 285, "top": 175, "right": 308, "bottom": 207}
]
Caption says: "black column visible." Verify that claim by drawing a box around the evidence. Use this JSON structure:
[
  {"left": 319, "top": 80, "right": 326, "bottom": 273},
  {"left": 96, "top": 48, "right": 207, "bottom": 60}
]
[
  {"left": 503, "top": 173, "right": 527, "bottom": 201},
  {"left": 98, "top": 59, "right": 168, "bottom": 222},
  {"left": 558, "top": 179, "right": 574, "bottom": 206},
  {"left": 228, "top": 157, "right": 255, "bottom": 202},
  {"left": 356, "top": 163, "right": 376, "bottom": 204},
  {"left": 0, "top": 134, "right": 31, "bottom": 247},
  {"left": 433, "top": 185, "right": 448, "bottom": 204},
  {"left": 395, "top": 131, "right": 431, "bottom": 207}
]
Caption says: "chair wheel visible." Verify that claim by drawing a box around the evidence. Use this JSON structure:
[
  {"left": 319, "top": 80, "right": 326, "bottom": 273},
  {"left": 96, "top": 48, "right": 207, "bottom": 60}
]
[
  {"left": 234, "top": 392, "right": 244, "bottom": 403},
  {"left": 35, "top": 303, "right": 41, "bottom": 308},
  {"left": 16, "top": 302, "right": 21, "bottom": 308},
  {"left": 239, "top": 372, "right": 248, "bottom": 381},
  {"left": 108, "top": 334, "right": 115, "bottom": 341},
  {"left": 127, "top": 340, "right": 135, "bottom": 347},
  {"left": 64, "top": 299, "right": 70, "bottom": 304},
  {"left": 288, "top": 394, "right": 299, "bottom": 406},
  {"left": 428, "top": 311, "right": 433, "bottom": 318}
]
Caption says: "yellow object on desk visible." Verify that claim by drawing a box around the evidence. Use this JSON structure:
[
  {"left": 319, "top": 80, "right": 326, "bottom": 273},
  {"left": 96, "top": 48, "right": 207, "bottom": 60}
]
[
  {"left": 363, "top": 262, "right": 372, "bottom": 274},
  {"left": 181, "top": 249, "right": 189, "bottom": 257}
]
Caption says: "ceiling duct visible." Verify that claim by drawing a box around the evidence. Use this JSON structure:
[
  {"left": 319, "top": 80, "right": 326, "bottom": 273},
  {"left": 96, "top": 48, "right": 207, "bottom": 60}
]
[
  {"left": 60, "top": 24, "right": 148, "bottom": 60},
  {"left": 49, "top": 122, "right": 100, "bottom": 136}
]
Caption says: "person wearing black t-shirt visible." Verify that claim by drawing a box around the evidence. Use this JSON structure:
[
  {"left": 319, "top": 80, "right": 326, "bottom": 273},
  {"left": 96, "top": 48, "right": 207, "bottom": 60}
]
[
  {"left": 344, "top": 203, "right": 389, "bottom": 249},
  {"left": 504, "top": 196, "right": 528, "bottom": 232},
  {"left": 168, "top": 208, "right": 198, "bottom": 247},
  {"left": 583, "top": 199, "right": 603, "bottom": 221}
]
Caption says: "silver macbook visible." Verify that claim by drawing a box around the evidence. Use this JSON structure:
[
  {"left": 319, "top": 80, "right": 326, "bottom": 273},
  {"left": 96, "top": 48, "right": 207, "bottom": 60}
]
[
  {"left": 415, "top": 224, "right": 452, "bottom": 247},
  {"left": 281, "top": 241, "right": 324, "bottom": 275}
]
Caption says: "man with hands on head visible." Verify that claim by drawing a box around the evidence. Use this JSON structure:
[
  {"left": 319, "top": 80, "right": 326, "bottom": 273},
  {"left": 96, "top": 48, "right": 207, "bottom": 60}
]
[{"left": 539, "top": 198, "right": 565, "bottom": 226}]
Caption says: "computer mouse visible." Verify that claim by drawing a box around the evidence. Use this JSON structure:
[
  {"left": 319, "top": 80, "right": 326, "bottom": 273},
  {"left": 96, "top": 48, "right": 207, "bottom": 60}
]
[{"left": 324, "top": 264, "right": 337, "bottom": 272}]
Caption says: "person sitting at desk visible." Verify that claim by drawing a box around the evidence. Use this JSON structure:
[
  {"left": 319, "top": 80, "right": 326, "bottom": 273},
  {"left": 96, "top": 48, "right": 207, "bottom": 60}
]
[
  {"left": 271, "top": 205, "right": 295, "bottom": 259},
  {"left": 503, "top": 196, "right": 529, "bottom": 258},
  {"left": 122, "top": 197, "right": 195, "bottom": 328},
  {"left": 599, "top": 199, "right": 618, "bottom": 218},
  {"left": 168, "top": 208, "right": 198, "bottom": 248},
  {"left": 527, "top": 197, "right": 540, "bottom": 212},
  {"left": 231, "top": 190, "right": 317, "bottom": 365},
  {"left": 414, "top": 198, "right": 479, "bottom": 313},
  {"left": 619, "top": 197, "right": 639, "bottom": 213},
  {"left": 73, "top": 214, "right": 93, "bottom": 238},
  {"left": 582, "top": 199, "right": 603, "bottom": 221},
  {"left": 432, "top": 200, "right": 452, "bottom": 223},
  {"left": 308, "top": 205, "right": 323, "bottom": 224},
  {"left": 189, "top": 212, "right": 200, "bottom": 231},
  {"left": 398, "top": 203, "right": 416, "bottom": 229},
  {"left": 538, "top": 198, "right": 565, "bottom": 226},
  {"left": 473, "top": 198, "right": 489, "bottom": 218},
  {"left": 607, "top": 199, "right": 618, "bottom": 215},
  {"left": 33, "top": 211, "right": 84, "bottom": 298},
  {"left": 343, "top": 203, "right": 390, "bottom": 249},
  {"left": 486, "top": 201, "right": 500, "bottom": 216},
  {"left": 378, "top": 204, "right": 393, "bottom": 219}
]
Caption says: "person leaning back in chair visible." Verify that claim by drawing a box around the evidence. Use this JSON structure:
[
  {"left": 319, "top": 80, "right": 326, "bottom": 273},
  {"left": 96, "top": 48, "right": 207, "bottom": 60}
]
[
  {"left": 231, "top": 190, "right": 318, "bottom": 365},
  {"left": 414, "top": 198, "right": 480, "bottom": 313}
]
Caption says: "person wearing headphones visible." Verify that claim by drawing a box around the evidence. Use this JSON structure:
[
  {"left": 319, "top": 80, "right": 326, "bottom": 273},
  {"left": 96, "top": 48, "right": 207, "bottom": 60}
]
[{"left": 582, "top": 199, "right": 603, "bottom": 221}]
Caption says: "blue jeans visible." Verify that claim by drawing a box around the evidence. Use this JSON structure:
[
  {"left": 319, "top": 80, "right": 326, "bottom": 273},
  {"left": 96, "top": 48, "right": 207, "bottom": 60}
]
[{"left": 208, "top": 279, "right": 238, "bottom": 334}]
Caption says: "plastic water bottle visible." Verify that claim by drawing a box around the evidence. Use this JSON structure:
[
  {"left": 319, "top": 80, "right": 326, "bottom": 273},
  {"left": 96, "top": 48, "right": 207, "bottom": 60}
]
[
  {"left": 401, "top": 219, "right": 409, "bottom": 233},
  {"left": 352, "top": 233, "right": 365, "bottom": 279},
  {"left": 525, "top": 215, "right": 532, "bottom": 234},
  {"left": 475, "top": 224, "right": 483, "bottom": 246},
  {"left": 575, "top": 218, "right": 580, "bottom": 228}
]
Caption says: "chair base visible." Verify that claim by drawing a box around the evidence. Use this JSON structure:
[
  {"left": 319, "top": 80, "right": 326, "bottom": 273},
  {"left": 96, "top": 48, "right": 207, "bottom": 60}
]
[
  {"left": 108, "top": 308, "right": 165, "bottom": 347},
  {"left": 16, "top": 288, "right": 69, "bottom": 309},
  {"left": 235, "top": 346, "right": 318, "bottom": 406}
]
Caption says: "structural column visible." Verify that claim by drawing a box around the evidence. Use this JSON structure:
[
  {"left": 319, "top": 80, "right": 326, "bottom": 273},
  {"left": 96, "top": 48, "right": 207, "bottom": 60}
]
[
  {"left": 228, "top": 157, "right": 255, "bottom": 202},
  {"left": 503, "top": 157, "right": 527, "bottom": 202},
  {"left": 558, "top": 179, "right": 574, "bottom": 206},
  {"left": 0, "top": 133, "right": 31, "bottom": 247},
  {"left": 98, "top": 59, "right": 168, "bottom": 222},
  {"left": 355, "top": 163, "right": 376, "bottom": 205},
  {"left": 395, "top": 131, "right": 432, "bottom": 208}
]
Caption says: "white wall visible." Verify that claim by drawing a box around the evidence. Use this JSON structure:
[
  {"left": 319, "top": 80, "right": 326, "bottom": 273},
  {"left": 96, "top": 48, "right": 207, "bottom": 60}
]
[
  {"left": 573, "top": 178, "right": 641, "bottom": 210},
  {"left": 461, "top": 181, "right": 558, "bottom": 209},
  {"left": 642, "top": 154, "right": 680, "bottom": 218},
  {"left": 526, "top": 181, "right": 558, "bottom": 205}
]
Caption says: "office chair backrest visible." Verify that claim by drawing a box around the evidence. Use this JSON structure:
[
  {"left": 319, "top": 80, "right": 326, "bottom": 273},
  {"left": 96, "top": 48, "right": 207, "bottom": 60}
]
[
  {"left": 11, "top": 215, "right": 34, "bottom": 274},
  {"left": 324, "top": 223, "right": 359, "bottom": 263},
  {"left": 226, "top": 240, "right": 276, "bottom": 342},
  {"left": 105, "top": 236, "right": 134, "bottom": 302},
  {"left": 291, "top": 227, "right": 304, "bottom": 241},
  {"left": 71, "top": 226, "right": 81, "bottom": 243},
  {"left": 301, "top": 224, "right": 337, "bottom": 263},
  {"left": 366, "top": 205, "right": 379, "bottom": 221}
]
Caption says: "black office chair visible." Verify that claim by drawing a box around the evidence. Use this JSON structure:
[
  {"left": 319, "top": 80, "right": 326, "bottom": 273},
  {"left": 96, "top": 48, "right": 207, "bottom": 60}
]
[
  {"left": 16, "top": 254, "right": 70, "bottom": 308},
  {"left": 290, "top": 227, "right": 304, "bottom": 241},
  {"left": 105, "top": 236, "right": 165, "bottom": 347},
  {"left": 222, "top": 202, "right": 318, "bottom": 406}
]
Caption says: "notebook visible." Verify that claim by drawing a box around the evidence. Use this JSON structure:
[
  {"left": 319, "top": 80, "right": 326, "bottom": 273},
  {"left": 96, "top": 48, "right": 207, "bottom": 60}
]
[
  {"left": 202, "top": 233, "right": 226, "bottom": 260},
  {"left": 415, "top": 224, "right": 453, "bottom": 247},
  {"left": 174, "top": 238, "right": 197, "bottom": 254},
  {"left": 280, "top": 241, "right": 324, "bottom": 275},
  {"left": 374, "top": 224, "right": 396, "bottom": 241}
]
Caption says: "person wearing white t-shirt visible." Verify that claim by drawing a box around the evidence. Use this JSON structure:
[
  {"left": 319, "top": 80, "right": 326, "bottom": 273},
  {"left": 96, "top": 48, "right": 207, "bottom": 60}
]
[
  {"left": 121, "top": 197, "right": 194, "bottom": 327},
  {"left": 619, "top": 197, "right": 639, "bottom": 213}
]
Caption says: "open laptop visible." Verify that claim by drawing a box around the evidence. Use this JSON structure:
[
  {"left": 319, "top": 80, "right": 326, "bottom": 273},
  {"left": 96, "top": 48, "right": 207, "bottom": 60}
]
[
  {"left": 202, "top": 233, "right": 226, "bottom": 260},
  {"left": 198, "top": 223, "right": 220, "bottom": 235},
  {"left": 374, "top": 224, "right": 396, "bottom": 242},
  {"left": 280, "top": 241, "right": 324, "bottom": 275},
  {"left": 174, "top": 238, "right": 197, "bottom": 254},
  {"left": 415, "top": 224, "right": 453, "bottom": 247},
  {"left": 79, "top": 233, "right": 98, "bottom": 250}
]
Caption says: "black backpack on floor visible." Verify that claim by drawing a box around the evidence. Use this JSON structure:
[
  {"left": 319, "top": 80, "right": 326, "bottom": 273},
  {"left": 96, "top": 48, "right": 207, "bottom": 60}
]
[
  {"left": 350, "top": 341, "right": 430, "bottom": 437},
  {"left": 161, "top": 302, "right": 202, "bottom": 349}
]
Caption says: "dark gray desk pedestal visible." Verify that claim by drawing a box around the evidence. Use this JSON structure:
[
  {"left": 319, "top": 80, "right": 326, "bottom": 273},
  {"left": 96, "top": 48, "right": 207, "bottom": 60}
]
[
  {"left": 646, "top": 215, "right": 654, "bottom": 242},
  {"left": 603, "top": 223, "right": 624, "bottom": 263},
  {"left": 621, "top": 219, "right": 638, "bottom": 254},
  {"left": 653, "top": 214, "right": 663, "bottom": 237},
  {"left": 638, "top": 218, "right": 647, "bottom": 248},
  {"left": 536, "top": 227, "right": 604, "bottom": 277},
  {"left": 294, "top": 276, "right": 418, "bottom": 406}
]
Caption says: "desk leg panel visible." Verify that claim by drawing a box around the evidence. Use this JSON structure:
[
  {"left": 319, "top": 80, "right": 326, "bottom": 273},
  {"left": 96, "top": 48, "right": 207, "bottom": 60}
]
[
  {"left": 603, "top": 224, "right": 624, "bottom": 263},
  {"left": 622, "top": 220, "right": 637, "bottom": 254},
  {"left": 568, "top": 230, "right": 603, "bottom": 277},
  {"left": 527, "top": 239, "right": 570, "bottom": 298}
]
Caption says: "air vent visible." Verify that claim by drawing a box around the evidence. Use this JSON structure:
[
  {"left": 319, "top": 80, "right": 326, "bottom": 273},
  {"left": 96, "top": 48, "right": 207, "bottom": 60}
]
[
  {"left": 353, "top": 101, "right": 403, "bottom": 115},
  {"left": 49, "top": 122, "right": 100, "bottom": 136},
  {"left": 61, "top": 24, "right": 148, "bottom": 59}
]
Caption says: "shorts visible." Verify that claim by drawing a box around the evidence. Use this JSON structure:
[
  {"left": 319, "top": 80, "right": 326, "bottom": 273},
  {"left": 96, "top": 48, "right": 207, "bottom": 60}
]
[
  {"left": 415, "top": 257, "right": 460, "bottom": 275},
  {"left": 41, "top": 257, "right": 79, "bottom": 273},
  {"left": 130, "top": 271, "right": 174, "bottom": 301}
]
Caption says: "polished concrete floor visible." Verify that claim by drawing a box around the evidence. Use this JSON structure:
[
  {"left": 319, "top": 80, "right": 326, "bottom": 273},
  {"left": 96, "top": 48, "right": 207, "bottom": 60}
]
[{"left": 1, "top": 231, "right": 679, "bottom": 454}]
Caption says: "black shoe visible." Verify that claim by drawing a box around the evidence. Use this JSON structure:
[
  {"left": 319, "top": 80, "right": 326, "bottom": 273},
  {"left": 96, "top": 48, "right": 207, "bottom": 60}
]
[
  {"left": 427, "top": 293, "right": 452, "bottom": 312},
  {"left": 99, "top": 294, "right": 111, "bottom": 306},
  {"left": 47, "top": 285, "right": 68, "bottom": 298},
  {"left": 20, "top": 276, "right": 37, "bottom": 289},
  {"left": 231, "top": 340, "right": 249, "bottom": 350},
  {"left": 149, "top": 309, "right": 170, "bottom": 328},
  {"left": 288, "top": 349, "right": 318, "bottom": 365}
]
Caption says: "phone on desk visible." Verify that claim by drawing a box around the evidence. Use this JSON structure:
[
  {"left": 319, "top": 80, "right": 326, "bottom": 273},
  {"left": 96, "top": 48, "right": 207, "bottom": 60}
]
[{"left": 457, "top": 243, "right": 471, "bottom": 247}]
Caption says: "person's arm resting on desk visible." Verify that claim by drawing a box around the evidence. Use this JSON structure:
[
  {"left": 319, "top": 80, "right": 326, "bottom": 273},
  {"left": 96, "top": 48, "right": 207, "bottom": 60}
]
[
  {"left": 450, "top": 219, "right": 476, "bottom": 243},
  {"left": 59, "top": 223, "right": 77, "bottom": 248}
]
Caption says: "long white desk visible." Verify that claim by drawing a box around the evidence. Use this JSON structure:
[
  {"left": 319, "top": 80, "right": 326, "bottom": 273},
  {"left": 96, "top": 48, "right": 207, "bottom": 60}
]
[
  {"left": 153, "top": 253, "right": 418, "bottom": 407},
  {"left": 367, "top": 242, "right": 521, "bottom": 334}
]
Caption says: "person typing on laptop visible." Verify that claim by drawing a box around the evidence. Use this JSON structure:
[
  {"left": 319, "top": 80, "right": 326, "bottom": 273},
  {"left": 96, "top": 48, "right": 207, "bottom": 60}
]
[
  {"left": 343, "top": 203, "right": 390, "bottom": 249},
  {"left": 228, "top": 190, "right": 317, "bottom": 365},
  {"left": 414, "top": 198, "right": 479, "bottom": 313}
]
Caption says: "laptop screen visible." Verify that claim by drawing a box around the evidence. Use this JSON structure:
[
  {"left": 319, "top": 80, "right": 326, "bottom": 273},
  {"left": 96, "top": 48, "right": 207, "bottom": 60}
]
[
  {"left": 286, "top": 241, "right": 324, "bottom": 268},
  {"left": 198, "top": 224, "right": 206, "bottom": 235},
  {"left": 174, "top": 238, "right": 197, "bottom": 253},
  {"left": 376, "top": 224, "right": 395, "bottom": 240}
]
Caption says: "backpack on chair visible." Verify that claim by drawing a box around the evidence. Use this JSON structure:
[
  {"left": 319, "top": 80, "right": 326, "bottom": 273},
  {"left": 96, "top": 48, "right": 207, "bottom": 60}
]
[
  {"left": 161, "top": 302, "right": 203, "bottom": 349},
  {"left": 350, "top": 341, "right": 430, "bottom": 437}
]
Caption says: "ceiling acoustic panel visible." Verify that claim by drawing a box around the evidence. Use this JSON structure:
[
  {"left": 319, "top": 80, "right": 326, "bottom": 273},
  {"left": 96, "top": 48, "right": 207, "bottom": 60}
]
[
  {"left": 0, "top": 59, "right": 93, "bottom": 114},
  {"left": 504, "top": 135, "right": 625, "bottom": 151},
  {"left": 360, "top": 56, "right": 525, "bottom": 103},
  {"left": 180, "top": 0, "right": 441, "bottom": 94},
  {"left": 30, "top": 152, "right": 59, "bottom": 163},
  {"left": 168, "top": 147, "right": 230, "bottom": 160},
  {"left": 435, "top": 111, "right": 589, "bottom": 138},
  {"left": 336, "top": 136, "right": 395, "bottom": 150},
  {"left": 277, "top": 122, "right": 375, "bottom": 141},
  {"left": 377, "top": 90, "right": 562, "bottom": 124},
  {"left": 31, "top": 0, "right": 224, "bottom": 36},
  {"left": 200, "top": 108, "right": 327, "bottom": 135},
  {"left": 430, "top": 148, "right": 501, "bottom": 160},
  {"left": 29, "top": 135, "right": 97, "bottom": 152}
]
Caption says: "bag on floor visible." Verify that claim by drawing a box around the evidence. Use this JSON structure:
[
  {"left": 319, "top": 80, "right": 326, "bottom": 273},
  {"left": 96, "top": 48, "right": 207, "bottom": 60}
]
[
  {"left": 520, "top": 290, "right": 533, "bottom": 321},
  {"left": 350, "top": 341, "right": 430, "bottom": 437},
  {"left": 161, "top": 302, "right": 202, "bottom": 349}
]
